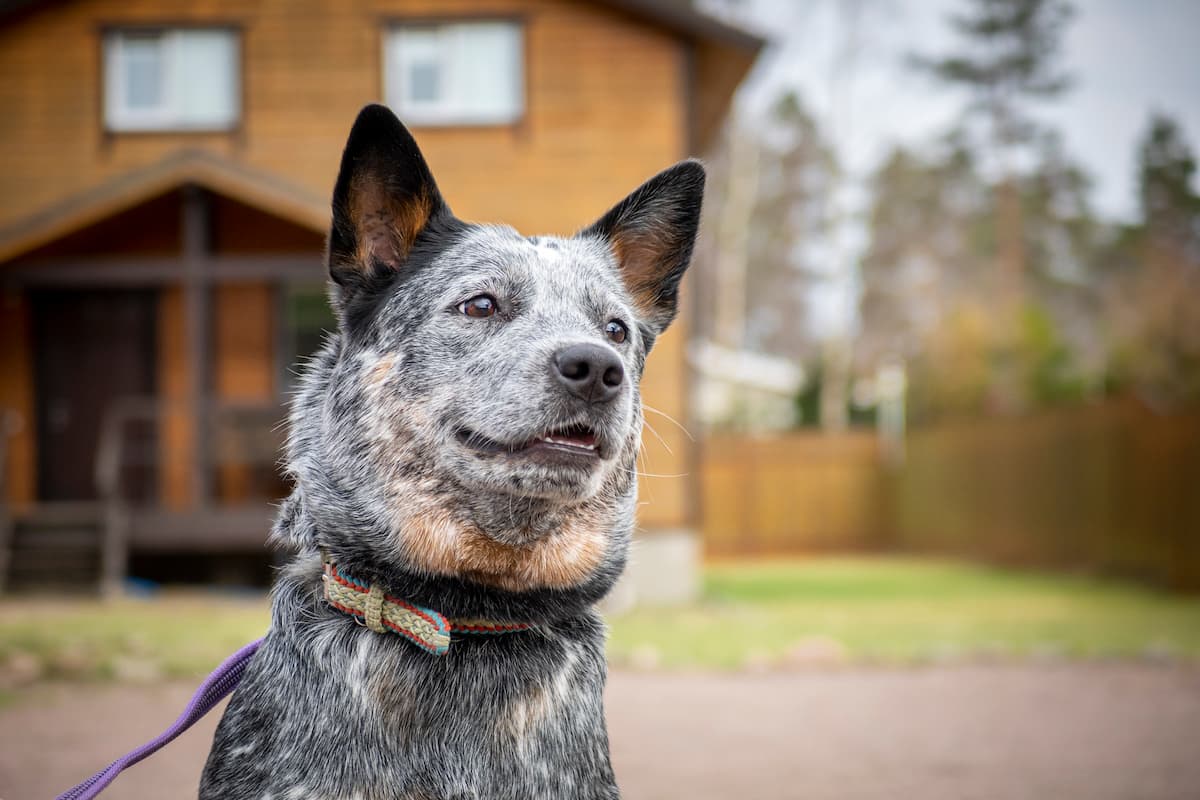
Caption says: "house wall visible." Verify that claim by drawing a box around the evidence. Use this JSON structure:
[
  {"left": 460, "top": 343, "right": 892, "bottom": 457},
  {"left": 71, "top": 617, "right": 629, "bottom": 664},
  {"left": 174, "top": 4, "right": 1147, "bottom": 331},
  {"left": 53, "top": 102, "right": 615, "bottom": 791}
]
[
  {"left": 0, "top": 0, "right": 688, "bottom": 238},
  {"left": 0, "top": 0, "right": 694, "bottom": 529}
]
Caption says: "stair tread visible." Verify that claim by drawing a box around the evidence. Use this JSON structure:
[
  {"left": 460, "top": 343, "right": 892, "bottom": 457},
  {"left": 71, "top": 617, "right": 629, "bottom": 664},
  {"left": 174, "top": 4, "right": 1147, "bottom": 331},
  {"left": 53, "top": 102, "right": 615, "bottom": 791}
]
[
  {"left": 11, "top": 531, "right": 102, "bottom": 546},
  {"left": 12, "top": 502, "right": 105, "bottom": 527}
]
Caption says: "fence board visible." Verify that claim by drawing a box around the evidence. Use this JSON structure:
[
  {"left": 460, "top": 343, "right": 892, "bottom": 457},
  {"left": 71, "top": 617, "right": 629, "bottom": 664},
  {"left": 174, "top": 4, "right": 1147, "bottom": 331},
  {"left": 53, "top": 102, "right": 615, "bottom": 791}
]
[{"left": 698, "top": 400, "right": 1200, "bottom": 589}]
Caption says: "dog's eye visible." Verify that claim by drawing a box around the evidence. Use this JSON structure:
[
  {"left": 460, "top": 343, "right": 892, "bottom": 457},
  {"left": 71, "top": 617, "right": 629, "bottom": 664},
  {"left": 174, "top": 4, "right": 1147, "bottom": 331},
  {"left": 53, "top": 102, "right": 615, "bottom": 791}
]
[
  {"left": 460, "top": 295, "right": 497, "bottom": 318},
  {"left": 605, "top": 320, "right": 627, "bottom": 344}
]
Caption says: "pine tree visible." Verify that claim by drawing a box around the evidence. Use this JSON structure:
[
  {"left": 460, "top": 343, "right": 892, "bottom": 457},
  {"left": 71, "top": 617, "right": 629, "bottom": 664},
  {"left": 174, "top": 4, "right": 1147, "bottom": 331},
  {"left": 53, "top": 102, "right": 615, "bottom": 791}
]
[
  {"left": 913, "top": 0, "right": 1075, "bottom": 409},
  {"left": 1107, "top": 113, "right": 1200, "bottom": 407},
  {"left": 1138, "top": 114, "right": 1200, "bottom": 259}
]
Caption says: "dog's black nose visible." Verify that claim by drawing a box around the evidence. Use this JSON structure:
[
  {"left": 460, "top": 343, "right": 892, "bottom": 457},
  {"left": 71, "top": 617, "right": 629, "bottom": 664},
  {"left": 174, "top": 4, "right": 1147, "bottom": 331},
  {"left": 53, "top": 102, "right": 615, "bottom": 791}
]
[{"left": 553, "top": 343, "right": 625, "bottom": 403}]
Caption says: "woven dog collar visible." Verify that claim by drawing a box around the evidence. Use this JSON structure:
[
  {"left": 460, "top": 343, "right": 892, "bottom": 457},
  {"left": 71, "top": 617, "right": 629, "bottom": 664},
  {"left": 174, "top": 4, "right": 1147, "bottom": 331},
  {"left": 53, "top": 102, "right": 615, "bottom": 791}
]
[{"left": 321, "top": 557, "right": 532, "bottom": 655}]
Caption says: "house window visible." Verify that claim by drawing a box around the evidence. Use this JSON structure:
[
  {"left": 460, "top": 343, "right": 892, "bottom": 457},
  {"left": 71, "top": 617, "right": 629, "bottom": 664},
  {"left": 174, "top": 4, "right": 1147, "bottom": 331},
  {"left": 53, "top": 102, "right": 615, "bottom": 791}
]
[
  {"left": 384, "top": 21, "right": 523, "bottom": 126},
  {"left": 103, "top": 29, "right": 240, "bottom": 132}
]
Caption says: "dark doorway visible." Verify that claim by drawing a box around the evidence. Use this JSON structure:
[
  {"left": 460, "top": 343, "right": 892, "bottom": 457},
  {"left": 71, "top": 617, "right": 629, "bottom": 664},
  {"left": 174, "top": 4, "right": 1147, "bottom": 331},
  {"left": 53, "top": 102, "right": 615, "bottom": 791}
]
[{"left": 32, "top": 289, "right": 158, "bottom": 501}]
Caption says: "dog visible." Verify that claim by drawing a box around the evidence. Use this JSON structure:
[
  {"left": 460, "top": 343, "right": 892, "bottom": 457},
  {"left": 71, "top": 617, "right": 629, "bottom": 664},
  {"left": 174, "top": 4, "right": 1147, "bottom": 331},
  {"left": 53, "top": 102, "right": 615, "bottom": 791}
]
[{"left": 200, "top": 104, "right": 704, "bottom": 799}]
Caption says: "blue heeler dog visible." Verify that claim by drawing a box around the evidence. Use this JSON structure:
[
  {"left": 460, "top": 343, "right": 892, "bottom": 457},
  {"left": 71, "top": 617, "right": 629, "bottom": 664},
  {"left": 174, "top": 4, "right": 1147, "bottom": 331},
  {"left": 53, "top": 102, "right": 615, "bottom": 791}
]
[{"left": 199, "top": 104, "right": 703, "bottom": 799}]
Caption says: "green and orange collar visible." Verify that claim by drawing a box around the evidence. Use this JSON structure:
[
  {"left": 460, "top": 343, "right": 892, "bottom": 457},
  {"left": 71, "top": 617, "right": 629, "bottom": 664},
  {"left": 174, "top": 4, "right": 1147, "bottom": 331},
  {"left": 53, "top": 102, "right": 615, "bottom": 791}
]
[{"left": 321, "top": 556, "right": 533, "bottom": 655}]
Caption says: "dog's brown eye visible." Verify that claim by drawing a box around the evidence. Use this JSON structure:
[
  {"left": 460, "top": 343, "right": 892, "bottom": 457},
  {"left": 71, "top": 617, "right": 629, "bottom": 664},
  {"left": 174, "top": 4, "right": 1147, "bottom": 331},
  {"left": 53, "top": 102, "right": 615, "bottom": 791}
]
[
  {"left": 605, "top": 320, "right": 627, "bottom": 344},
  {"left": 460, "top": 295, "right": 496, "bottom": 318}
]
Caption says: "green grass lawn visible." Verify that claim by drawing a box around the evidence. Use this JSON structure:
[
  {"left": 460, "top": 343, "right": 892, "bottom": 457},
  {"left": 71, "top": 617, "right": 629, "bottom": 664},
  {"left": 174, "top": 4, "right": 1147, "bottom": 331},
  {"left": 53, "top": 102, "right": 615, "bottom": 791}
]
[
  {"left": 608, "top": 558, "right": 1200, "bottom": 668},
  {"left": 2, "top": 558, "right": 1198, "bottom": 694}
]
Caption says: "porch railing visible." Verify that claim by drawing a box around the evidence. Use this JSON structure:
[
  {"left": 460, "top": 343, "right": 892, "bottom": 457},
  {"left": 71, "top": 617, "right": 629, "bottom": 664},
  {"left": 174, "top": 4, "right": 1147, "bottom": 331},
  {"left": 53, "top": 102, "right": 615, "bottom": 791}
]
[
  {"left": 0, "top": 408, "right": 21, "bottom": 594},
  {"left": 95, "top": 396, "right": 287, "bottom": 593}
]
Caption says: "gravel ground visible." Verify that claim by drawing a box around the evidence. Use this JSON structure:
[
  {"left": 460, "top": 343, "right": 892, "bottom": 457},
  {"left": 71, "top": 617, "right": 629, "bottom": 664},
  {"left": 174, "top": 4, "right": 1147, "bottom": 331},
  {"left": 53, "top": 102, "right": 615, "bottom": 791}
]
[{"left": 4, "top": 664, "right": 1199, "bottom": 800}]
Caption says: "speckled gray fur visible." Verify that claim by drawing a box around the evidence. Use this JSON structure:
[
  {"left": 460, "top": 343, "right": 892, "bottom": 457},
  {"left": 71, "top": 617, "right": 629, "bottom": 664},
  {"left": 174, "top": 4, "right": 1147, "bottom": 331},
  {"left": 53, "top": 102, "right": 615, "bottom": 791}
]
[{"left": 200, "top": 105, "right": 704, "bottom": 799}]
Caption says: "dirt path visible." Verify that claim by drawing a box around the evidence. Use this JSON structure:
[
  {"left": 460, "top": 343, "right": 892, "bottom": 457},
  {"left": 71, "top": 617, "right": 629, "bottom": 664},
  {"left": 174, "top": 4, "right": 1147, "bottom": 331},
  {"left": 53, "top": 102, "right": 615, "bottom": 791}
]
[{"left": 3, "top": 664, "right": 1199, "bottom": 799}]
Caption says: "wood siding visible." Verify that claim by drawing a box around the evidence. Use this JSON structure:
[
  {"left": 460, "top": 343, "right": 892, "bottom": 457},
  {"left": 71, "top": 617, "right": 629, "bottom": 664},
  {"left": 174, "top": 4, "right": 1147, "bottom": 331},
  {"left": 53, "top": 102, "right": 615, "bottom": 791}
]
[
  {"left": 0, "top": 0, "right": 688, "bottom": 236},
  {"left": 0, "top": 0, "right": 699, "bottom": 530}
]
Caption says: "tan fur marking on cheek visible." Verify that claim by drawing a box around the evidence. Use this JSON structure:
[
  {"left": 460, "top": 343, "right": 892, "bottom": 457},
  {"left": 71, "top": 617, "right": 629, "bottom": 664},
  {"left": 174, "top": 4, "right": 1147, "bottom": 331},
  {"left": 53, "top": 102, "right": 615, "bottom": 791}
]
[
  {"left": 397, "top": 508, "right": 609, "bottom": 592},
  {"left": 392, "top": 506, "right": 461, "bottom": 573}
]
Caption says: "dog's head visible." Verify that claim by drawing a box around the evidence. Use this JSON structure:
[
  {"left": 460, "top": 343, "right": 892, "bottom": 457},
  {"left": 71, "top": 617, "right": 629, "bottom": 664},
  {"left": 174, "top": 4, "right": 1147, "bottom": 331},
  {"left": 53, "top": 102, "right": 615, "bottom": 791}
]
[{"left": 278, "top": 105, "right": 702, "bottom": 607}]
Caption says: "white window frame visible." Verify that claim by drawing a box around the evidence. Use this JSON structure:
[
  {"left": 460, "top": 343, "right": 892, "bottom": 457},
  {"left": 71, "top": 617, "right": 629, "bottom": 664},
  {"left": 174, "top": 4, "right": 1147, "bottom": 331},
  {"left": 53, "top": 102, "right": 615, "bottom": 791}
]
[
  {"left": 383, "top": 20, "right": 524, "bottom": 127},
  {"left": 103, "top": 28, "right": 241, "bottom": 133}
]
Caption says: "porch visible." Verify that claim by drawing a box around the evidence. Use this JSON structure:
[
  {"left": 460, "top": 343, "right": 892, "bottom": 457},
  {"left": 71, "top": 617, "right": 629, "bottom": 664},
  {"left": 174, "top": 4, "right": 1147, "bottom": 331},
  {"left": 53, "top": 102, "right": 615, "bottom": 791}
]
[{"left": 0, "top": 160, "right": 331, "bottom": 593}]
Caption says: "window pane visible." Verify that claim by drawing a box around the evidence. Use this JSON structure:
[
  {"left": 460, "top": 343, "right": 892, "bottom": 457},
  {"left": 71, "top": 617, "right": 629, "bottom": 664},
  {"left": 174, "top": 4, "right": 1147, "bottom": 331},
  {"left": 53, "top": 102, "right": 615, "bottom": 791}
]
[
  {"left": 175, "top": 30, "right": 238, "bottom": 127},
  {"left": 408, "top": 60, "right": 441, "bottom": 103},
  {"left": 122, "top": 34, "right": 164, "bottom": 110},
  {"left": 104, "top": 28, "right": 238, "bottom": 131},
  {"left": 454, "top": 23, "right": 522, "bottom": 122},
  {"left": 386, "top": 22, "right": 522, "bottom": 124}
]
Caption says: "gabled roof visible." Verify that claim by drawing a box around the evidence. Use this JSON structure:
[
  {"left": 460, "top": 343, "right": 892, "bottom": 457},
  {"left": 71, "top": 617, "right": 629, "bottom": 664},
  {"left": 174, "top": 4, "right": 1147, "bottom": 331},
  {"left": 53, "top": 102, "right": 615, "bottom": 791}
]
[
  {"left": 0, "top": 0, "right": 763, "bottom": 261},
  {"left": 599, "top": 0, "right": 763, "bottom": 52},
  {"left": 0, "top": 150, "right": 328, "bottom": 263}
]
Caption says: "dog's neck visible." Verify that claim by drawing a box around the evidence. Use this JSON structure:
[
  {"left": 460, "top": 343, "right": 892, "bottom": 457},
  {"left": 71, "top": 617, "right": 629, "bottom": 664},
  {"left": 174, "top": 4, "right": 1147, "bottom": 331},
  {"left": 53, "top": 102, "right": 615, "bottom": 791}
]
[
  {"left": 277, "top": 492, "right": 630, "bottom": 627},
  {"left": 321, "top": 554, "right": 534, "bottom": 654}
]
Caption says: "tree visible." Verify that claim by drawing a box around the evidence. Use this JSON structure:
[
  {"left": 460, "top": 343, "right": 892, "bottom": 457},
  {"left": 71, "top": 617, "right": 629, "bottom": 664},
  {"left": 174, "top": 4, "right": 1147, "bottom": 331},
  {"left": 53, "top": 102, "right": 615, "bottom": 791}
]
[
  {"left": 1138, "top": 114, "right": 1200, "bottom": 259},
  {"left": 857, "top": 132, "right": 991, "bottom": 370},
  {"left": 1106, "top": 114, "right": 1200, "bottom": 408},
  {"left": 914, "top": 0, "right": 1076, "bottom": 409},
  {"left": 858, "top": 125, "right": 1104, "bottom": 420},
  {"left": 743, "top": 92, "right": 838, "bottom": 360},
  {"left": 916, "top": 0, "right": 1074, "bottom": 142},
  {"left": 695, "top": 91, "right": 838, "bottom": 364},
  {"left": 1016, "top": 129, "right": 1104, "bottom": 386}
]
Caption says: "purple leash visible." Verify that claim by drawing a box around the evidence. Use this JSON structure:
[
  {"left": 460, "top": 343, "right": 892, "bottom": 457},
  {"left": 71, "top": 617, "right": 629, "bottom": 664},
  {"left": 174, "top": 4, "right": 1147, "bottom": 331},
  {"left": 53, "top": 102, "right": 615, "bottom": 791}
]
[{"left": 56, "top": 637, "right": 263, "bottom": 800}]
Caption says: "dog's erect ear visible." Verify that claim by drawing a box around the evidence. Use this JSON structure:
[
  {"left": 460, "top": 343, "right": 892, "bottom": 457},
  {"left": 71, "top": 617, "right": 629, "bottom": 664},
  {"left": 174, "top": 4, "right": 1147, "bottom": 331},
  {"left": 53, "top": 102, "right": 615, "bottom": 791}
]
[
  {"left": 327, "top": 104, "right": 449, "bottom": 299},
  {"left": 580, "top": 160, "right": 705, "bottom": 341}
]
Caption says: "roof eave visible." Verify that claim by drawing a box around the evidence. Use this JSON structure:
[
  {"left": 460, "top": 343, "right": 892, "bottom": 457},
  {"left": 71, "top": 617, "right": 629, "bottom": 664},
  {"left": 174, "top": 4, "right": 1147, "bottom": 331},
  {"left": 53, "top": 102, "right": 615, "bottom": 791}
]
[
  {"left": 599, "top": 0, "right": 765, "bottom": 53},
  {"left": 0, "top": 149, "right": 328, "bottom": 264}
]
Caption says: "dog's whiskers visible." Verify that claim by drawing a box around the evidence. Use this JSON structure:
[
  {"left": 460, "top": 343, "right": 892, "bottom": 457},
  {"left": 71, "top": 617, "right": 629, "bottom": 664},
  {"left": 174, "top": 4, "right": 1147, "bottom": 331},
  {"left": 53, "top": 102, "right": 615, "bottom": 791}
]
[
  {"left": 620, "top": 466, "right": 688, "bottom": 479},
  {"left": 641, "top": 417, "right": 673, "bottom": 456},
  {"left": 642, "top": 403, "right": 694, "bottom": 442}
]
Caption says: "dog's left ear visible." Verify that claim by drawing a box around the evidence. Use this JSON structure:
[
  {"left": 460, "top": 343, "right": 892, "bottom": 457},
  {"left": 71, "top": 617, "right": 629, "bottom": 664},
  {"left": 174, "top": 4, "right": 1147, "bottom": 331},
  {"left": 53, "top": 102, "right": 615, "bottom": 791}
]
[
  {"left": 327, "top": 104, "right": 450, "bottom": 306},
  {"left": 580, "top": 160, "right": 705, "bottom": 342}
]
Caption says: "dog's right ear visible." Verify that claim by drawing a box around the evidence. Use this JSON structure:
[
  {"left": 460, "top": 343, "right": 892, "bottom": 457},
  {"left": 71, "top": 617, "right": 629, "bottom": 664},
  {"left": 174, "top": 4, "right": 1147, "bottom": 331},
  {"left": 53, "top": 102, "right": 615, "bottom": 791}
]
[
  {"left": 579, "top": 160, "right": 705, "bottom": 345},
  {"left": 327, "top": 104, "right": 449, "bottom": 304}
]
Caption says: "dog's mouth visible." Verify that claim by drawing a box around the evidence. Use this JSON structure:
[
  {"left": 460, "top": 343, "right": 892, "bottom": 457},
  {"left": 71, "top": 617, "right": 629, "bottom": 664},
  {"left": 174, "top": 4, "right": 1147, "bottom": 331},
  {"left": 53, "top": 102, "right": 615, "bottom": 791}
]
[{"left": 455, "top": 423, "right": 604, "bottom": 462}]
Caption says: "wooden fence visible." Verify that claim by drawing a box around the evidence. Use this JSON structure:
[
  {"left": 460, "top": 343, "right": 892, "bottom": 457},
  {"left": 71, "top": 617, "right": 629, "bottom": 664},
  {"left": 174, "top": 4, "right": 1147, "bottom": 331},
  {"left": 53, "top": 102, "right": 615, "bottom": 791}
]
[
  {"left": 699, "top": 400, "right": 1200, "bottom": 589},
  {"left": 700, "top": 431, "right": 886, "bottom": 555}
]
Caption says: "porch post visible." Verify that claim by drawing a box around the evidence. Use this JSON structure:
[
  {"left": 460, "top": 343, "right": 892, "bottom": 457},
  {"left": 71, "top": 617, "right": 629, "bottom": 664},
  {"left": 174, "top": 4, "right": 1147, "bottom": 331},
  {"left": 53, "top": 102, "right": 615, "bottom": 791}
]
[{"left": 182, "top": 184, "right": 212, "bottom": 506}]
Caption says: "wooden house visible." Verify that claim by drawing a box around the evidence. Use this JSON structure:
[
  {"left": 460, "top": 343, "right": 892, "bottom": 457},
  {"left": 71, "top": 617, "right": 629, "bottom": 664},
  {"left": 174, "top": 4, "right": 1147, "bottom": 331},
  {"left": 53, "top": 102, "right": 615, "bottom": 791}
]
[{"left": 0, "top": 0, "right": 760, "bottom": 591}]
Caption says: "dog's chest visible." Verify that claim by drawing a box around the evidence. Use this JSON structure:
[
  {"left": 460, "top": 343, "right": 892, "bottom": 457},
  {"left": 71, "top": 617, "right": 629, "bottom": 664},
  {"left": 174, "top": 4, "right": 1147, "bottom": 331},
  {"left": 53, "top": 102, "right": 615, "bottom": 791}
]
[{"left": 201, "top": 619, "right": 618, "bottom": 800}]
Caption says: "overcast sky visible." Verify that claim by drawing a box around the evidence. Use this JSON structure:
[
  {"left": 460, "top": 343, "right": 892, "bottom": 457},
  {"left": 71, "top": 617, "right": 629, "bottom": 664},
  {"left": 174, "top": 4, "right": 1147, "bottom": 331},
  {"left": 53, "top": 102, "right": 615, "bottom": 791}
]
[
  {"left": 721, "top": 0, "right": 1200, "bottom": 220},
  {"left": 706, "top": 0, "right": 1200, "bottom": 334}
]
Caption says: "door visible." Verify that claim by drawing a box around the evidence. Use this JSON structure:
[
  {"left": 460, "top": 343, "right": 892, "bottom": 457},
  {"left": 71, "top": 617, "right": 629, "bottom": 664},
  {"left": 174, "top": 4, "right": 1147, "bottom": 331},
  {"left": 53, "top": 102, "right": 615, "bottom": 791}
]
[{"left": 32, "top": 289, "right": 158, "bottom": 501}]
